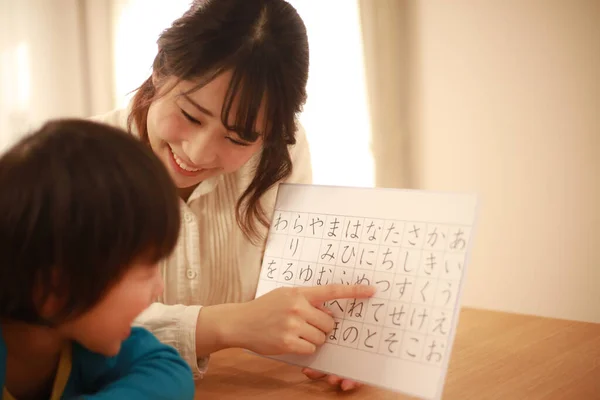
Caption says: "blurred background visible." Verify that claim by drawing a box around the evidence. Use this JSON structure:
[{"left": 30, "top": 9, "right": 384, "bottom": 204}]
[{"left": 1, "top": 0, "right": 598, "bottom": 323}]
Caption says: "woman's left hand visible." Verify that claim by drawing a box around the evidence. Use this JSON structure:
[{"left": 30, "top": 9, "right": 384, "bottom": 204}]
[{"left": 302, "top": 368, "right": 363, "bottom": 391}]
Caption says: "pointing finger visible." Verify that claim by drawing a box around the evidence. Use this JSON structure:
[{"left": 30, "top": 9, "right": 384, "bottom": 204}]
[{"left": 299, "top": 284, "right": 376, "bottom": 305}]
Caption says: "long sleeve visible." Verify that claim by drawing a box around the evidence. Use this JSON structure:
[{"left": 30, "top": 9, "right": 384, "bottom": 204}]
[
  {"left": 133, "top": 303, "right": 208, "bottom": 379},
  {"left": 73, "top": 327, "right": 195, "bottom": 400}
]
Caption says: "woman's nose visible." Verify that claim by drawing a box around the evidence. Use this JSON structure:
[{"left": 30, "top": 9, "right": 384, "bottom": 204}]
[{"left": 182, "top": 128, "right": 219, "bottom": 167}]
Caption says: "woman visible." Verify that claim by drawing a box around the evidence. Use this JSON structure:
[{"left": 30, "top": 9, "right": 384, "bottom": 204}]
[{"left": 94, "top": 0, "right": 372, "bottom": 391}]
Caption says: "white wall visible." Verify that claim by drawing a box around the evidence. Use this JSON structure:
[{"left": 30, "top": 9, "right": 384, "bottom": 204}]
[
  {"left": 286, "top": 0, "right": 374, "bottom": 187},
  {"left": 0, "top": 0, "right": 113, "bottom": 151},
  {"left": 111, "top": 0, "right": 192, "bottom": 108},
  {"left": 0, "top": 0, "right": 85, "bottom": 150},
  {"left": 409, "top": 0, "right": 600, "bottom": 322}
]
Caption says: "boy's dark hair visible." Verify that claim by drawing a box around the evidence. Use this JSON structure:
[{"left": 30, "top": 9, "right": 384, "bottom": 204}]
[{"left": 0, "top": 119, "right": 180, "bottom": 324}]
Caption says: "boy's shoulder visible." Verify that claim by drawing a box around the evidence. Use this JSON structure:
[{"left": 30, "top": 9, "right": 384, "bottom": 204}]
[
  {"left": 70, "top": 327, "right": 194, "bottom": 399},
  {"left": 73, "top": 326, "right": 190, "bottom": 373},
  {"left": 75, "top": 327, "right": 177, "bottom": 366}
]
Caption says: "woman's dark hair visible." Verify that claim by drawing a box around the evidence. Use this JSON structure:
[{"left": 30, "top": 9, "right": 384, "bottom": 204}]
[
  {"left": 0, "top": 119, "right": 180, "bottom": 325},
  {"left": 128, "top": 0, "right": 309, "bottom": 243}
]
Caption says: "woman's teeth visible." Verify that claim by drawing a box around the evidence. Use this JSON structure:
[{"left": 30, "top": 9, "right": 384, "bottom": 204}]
[{"left": 170, "top": 147, "right": 200, "bottom": 172}]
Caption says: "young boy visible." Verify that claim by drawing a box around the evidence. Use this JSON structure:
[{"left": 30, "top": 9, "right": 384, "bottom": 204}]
[{"left": 0, "top": 119, "right": 194, "bottom": 399}]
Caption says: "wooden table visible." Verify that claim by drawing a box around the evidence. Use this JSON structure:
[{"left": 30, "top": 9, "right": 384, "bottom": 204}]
[{"left": 195, "top": 308, "right": 600, "bottom": 399}]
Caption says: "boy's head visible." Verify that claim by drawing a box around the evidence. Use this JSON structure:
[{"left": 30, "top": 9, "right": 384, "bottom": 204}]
[{"left": 0, "top": 119, "right": 180, "bottom": 356}]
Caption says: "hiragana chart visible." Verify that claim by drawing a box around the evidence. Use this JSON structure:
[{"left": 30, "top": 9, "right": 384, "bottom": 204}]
[{"left": 255, "top": 183, "right": 478, "bottom": 400}]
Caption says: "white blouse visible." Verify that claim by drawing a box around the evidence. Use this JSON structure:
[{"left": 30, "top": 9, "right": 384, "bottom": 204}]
[{"left": 92, "top": 104, "right": 312, "bottom": 378}]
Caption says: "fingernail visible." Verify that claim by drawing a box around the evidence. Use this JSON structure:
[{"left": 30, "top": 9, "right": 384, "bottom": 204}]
[
  {"left": 328, "top": 376, "right": 342, "bottom": 386},
  {"left": 341, "top": 381, "right": 353, "bottom": 391}
]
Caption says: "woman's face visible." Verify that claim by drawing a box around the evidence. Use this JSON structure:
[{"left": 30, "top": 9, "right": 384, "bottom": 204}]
[{"left": 146, "top": 71, "right": 264, "bottom": 190}]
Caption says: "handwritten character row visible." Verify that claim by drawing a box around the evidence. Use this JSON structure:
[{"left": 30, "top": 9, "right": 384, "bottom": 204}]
[
  {"left": 264, "top": 238, "right": 466, "bottom": 280},
  {"left": 269, "top": 211, "right": 471, "bottom": 252},
  {"left": 260, "top": 258, "right": 460, "bottom": 307},
  {"left": 322, "top": 297, "right": 454, "bottom": 337},
  {"left": 326, "top": 319, "right": 448, "bottom": 366}
]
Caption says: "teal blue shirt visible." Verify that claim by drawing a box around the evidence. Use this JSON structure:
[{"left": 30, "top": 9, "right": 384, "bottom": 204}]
[{"left": 0, "top": 326, "right": 194, "bottom": 399}]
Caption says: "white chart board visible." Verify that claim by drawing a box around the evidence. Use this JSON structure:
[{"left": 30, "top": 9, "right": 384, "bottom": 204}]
[{"left": 254, "top": 184, "right": 478, "bottom": 400}]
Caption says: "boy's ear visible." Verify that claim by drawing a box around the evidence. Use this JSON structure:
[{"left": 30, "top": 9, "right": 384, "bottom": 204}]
[
  {"left": 34, "top": 268, "right": 65, "bottom": 320},
  {"left": 38, "top": 292, "right": 62, "bottom": 320}
]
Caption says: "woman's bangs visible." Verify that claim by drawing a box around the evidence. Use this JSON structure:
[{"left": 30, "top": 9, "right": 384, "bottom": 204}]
[{"left": 221, "top": 61, "right": 274, "bottom": 143}]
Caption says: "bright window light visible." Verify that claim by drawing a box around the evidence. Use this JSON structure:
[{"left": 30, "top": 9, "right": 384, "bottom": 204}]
[{"left": 112, "top": 0, "right": 374, "bottom": 187}]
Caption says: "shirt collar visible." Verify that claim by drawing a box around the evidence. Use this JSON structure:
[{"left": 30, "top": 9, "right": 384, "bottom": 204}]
[{"left": 187, "top": 176, "right": 222, "bottom": 204}]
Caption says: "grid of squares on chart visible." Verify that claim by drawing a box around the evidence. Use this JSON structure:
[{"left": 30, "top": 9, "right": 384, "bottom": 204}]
[{"left": 257, "top": 210, "right": 472, "bottom": 367}]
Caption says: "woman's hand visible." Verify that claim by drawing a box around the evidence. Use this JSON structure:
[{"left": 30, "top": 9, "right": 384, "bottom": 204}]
[
  {"left": 302, "top": 368, "right": 363, "bottom": 391},
  {"left": 219, "top": 284, "right": 375, "bottom": 355}
]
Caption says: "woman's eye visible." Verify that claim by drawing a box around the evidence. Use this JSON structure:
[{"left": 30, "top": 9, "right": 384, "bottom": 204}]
[
  {"left": 180, "top": 109, "right": 200, "bottom": 125},
  {"left": 226, "top": 136, "right": 251, "bottom": 147}
]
